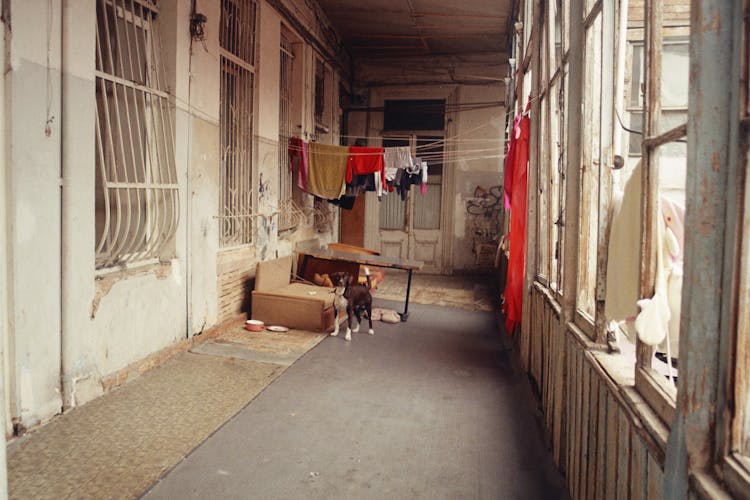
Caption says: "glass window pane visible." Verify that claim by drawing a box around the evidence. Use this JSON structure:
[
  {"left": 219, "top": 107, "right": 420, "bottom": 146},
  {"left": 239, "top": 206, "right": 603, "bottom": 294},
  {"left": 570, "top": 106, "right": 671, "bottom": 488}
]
[
  {"left": 630, "top": 44, "right": 643, "bottom": 108},
  {"left": 577, "top": 15, "right": 602, "bottom": 320},
  {"left": 549, "top": 78, "right": 562, "bottom": 290},
  {"left": 413, "top": 185, "right": 441, "bottom": 229},
  {"left": 379, "top": 193, "right": 406, "bottom": 230},
  {"left": 538, "top": 97, "right": 550, "bottom": 279},
  {"left": 661, "top": 43, "right": 689, "bottom": 108}
]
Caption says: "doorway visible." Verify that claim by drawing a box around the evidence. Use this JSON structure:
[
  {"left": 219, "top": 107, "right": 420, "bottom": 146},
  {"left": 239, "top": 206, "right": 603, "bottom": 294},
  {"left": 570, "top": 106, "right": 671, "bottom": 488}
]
[{"left": 378, "top": 135, "right": 444, "bottom": 273}]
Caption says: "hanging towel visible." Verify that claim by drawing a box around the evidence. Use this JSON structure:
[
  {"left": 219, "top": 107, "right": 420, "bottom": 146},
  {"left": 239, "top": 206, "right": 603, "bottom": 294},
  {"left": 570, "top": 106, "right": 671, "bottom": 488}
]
[
  {"left": 502, "top": 111, "right": 530, "bottom": 334},
  {"left": 660, "top": 195, "right": 685, "bottom": 359},
  {"left": 420, "top": 160, "right": 428, "bottom": 194},
  {"left": 605, "top": 162, "right": 642, "bottom": 322},
  {"left": 307, "top": 142, "right": 348, "bottom": 199},
  {"left": 347, "top": 146, "right": 386, "bottom": 188},
  {"left": 288, "top": 137, "right": 309, "bottom": 191}
]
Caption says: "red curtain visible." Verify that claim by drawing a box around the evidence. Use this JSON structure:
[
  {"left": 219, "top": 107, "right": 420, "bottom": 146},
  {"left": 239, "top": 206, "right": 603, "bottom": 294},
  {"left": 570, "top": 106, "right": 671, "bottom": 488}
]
[{"left": 502, "top": 111, "right": 530, "bottom": 334}]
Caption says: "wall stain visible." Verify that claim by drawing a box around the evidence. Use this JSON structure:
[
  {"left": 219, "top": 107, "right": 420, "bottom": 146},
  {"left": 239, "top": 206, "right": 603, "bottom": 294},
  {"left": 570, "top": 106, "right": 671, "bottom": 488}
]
[{"left": 90, "top": 263, "right": 171, "bottom": 319}]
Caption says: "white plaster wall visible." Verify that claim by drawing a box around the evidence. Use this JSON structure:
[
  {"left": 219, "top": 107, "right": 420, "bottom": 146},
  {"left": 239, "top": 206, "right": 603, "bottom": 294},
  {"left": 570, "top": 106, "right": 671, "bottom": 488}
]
[
  {"left": 451, "top": 85, "right": 506, "bottom": 271},
  {"left": 57, "top": 0, "right": 193, "bottom": 409},
  {"left": 0, "top": 3, "right": 10, "bottom": 469},
  {"left": 256, "top": 3, "right": 282, "bottom": 257},
  {"left": 7, "top": 0, "right": 64, "bottom": 426},
  {"left": 60, "top": 0, "right": 97, "bottom": 410}
]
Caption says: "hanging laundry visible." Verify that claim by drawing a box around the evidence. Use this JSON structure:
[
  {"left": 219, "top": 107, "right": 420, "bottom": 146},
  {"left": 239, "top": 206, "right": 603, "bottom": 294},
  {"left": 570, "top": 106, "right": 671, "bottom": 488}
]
[
  {"left": 347, "top": 146, "right": 386, "bottom": 189},
  {"left": 288, "top": 137, "right": 309, "bottom": 191},
  {"left": 605, "top": 161, "right": 642, "bottom": 323},
  {"left": 307, "top": 142, "right": 348, "bottom": 200},
  {"left": 328, "top": 195, "right": 357, "bottom": 210},
  {"left": 502, "top": 110, "right": 530, "bottom": 335},
  {"left": 503, "top": 121, "right": 518, "bottom": 210},
  {"left": 383, "top": 146, "right": 412, "bottom": 181},
  {"left": 419, "top": 160, "right": 428, "bottom": 194},
  {"left": 374, "top": 171, "right": 384, "bottom": 197}
]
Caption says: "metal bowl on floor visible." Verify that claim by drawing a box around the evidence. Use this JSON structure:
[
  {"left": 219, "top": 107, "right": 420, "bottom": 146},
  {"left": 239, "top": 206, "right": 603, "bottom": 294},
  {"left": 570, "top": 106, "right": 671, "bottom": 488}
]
[{"left": 245, "top": 319, "right": 265, "bottom": 332}]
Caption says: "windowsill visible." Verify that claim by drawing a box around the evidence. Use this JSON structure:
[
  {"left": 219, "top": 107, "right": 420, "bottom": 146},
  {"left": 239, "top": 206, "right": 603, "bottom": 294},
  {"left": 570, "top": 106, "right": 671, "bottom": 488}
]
[
  {"left": 589, "top": 349, "right": 670, "bottom": 461},
  {"left": 532, "top": 284, "right": 673, "bottom": 463},
  {"left": 95, "top": 257, "right": 166, "bottom": 278},
  {"left": 573, "top": 308, "right": 596, "bottom": 340},
  {"left": 278, "top": 225, "right": 299, "bottom": 237},
  {"left": 724, "top": 454, "right": 750, "bottom": 499}
]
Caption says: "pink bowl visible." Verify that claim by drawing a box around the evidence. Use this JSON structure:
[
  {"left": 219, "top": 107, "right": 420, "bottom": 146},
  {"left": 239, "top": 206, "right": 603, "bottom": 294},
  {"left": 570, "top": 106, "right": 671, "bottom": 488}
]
[{"left": 245, "top": 319, "right": 265, "bottom": 331}]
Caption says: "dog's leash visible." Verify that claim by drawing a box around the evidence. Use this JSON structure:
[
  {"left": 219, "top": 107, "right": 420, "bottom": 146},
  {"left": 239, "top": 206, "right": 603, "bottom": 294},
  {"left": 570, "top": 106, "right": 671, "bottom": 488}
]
[
  {"left": 290, "top": 272, "right": 342, "bottom": 295},
  {"left": 290, "top": 272, "right": 322, "bottom": 287}
]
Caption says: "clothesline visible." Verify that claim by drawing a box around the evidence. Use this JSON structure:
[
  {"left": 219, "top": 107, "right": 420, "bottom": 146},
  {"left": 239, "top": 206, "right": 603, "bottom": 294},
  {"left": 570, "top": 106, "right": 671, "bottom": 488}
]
[
  {"left": 337, "top": 118, "right": 509, "bottom": 151},
  {"left": 287, "top": 144, "right": 503, "bottom": 158}
]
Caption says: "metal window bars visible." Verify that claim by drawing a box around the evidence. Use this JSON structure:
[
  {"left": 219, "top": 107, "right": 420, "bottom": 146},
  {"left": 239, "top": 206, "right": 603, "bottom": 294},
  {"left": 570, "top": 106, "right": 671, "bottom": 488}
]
[
  {"left": 94, "top": 0, "right": 179, "bottom": 269},
  {"left": 278, "top": 32, "right": 296, "bottom": 232},
  {"left": 219, "top": 0, "right": 257, "bottom": 248}
]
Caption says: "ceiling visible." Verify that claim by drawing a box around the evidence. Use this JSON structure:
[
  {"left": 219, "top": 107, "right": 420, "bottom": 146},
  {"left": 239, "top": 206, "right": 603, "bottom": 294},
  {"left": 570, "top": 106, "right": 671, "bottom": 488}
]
[{"left": 315, "top": 0, "right": 512, "bottom": 59}]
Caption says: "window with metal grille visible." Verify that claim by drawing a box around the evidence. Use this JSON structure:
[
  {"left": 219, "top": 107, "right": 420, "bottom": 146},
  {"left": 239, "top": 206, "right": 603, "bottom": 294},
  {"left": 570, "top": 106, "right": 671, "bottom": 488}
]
[
  {"left": 278, "top": 30, "right": 295, "bottom": 232},
  {"left": 314, "top": 59, "right": 325, "bottom": 126},
  {"left": 219, "top": 0, "right": 257, "bottom": 248},
  {"left": 95, "top": 0, "right": 178, "bottom": 270}
]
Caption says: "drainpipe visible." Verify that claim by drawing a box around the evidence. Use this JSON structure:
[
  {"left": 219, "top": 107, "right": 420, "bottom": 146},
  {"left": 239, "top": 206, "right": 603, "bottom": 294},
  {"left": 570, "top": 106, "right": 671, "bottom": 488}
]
[
  {"left": 613, "top": 0, "right": 628, "bottom": 157},
  {"left": 0, "top": 2, "right": 9, "bottom": 496},
  {"left": 60, "top": 0, "right": 93, "bottom": 410},
  {"left": 60, "top": 0, "right": 71, "bottom": 410},
  {"left": 186, "top": 0, "right": 196, "bottom": 339}
]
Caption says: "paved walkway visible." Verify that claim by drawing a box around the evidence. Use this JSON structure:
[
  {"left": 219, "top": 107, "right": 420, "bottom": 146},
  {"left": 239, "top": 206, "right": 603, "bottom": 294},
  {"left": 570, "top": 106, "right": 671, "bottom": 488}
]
[
  {"left": 7, "top": 274, "right": 565, "bottom": 499},
  {"left": 144, "top": 301, "right": 566, "bottom": 499}
]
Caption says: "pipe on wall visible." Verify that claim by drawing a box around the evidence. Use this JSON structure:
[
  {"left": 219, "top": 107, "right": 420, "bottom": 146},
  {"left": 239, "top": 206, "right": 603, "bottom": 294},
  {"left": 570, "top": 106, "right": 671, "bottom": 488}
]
[
  {"left": 0, "top": 2, "right": 9, "bottom": 497},
  {"left": 60, "top": 0, "right": 71, "bottom": 411}
]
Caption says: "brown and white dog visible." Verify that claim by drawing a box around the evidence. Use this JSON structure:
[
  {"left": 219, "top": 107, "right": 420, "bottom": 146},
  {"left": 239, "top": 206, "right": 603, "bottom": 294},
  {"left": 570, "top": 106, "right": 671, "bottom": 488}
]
[{"left": 329, "top": 270, "right": 374, "bottom": 341}]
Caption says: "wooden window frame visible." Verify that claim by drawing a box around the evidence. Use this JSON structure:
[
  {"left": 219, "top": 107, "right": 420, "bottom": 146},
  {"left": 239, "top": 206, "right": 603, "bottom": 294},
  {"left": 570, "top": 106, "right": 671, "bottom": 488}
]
[
  {"left": 632, "top": 0, "right": 690, "bottom": 427},
  {"left": 573, "top": 0, "right": 608, "bottom": 337},
  {"left": 723, "top": 0, "right": 750, "bottom": 494}
]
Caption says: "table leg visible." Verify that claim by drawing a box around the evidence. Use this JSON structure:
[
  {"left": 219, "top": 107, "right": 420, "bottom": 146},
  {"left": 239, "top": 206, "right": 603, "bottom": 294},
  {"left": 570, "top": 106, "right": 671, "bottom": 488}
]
[
  {"left": 299, "top": 254, "right": 309, "bottom": 281},
  {"left": 400, "top": 269, "right": 413, "bottom": 321}
]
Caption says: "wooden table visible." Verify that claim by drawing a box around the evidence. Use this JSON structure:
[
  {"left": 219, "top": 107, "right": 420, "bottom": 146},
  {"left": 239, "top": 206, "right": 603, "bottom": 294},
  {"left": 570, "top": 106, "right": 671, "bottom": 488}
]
[{"left": 297, "top": 247, "right": 424, "bottom": 321}]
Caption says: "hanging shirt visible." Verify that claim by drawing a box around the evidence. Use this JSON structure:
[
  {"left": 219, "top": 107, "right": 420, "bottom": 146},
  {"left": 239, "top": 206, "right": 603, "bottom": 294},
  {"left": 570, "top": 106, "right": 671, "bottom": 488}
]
[
  {"left": 383, "top": 146, "right": 412, "bottom": 181},
  {"left": 502, "top": 111, "right": 530, "bottom": 334},
  {"left": 347, "top": 146, "right": 386, "bottom": 188},
  {"left": 307, "top": 142, "right": 348, "bottom": 199},
  {"left": 288, "top": 137, "right": 309, "bottom": 191}
]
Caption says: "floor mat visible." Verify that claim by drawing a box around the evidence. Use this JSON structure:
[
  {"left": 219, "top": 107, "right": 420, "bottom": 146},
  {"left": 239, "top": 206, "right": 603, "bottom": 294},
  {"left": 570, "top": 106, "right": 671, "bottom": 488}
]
[{"left": 7, "top": 326, "right": 325, "bottom": 500}]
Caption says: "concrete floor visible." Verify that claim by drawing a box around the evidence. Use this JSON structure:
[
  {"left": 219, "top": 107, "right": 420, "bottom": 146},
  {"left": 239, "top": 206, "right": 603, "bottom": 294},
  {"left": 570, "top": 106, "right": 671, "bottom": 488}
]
[
  {"left": 144, "top": 300, "right": 566, "bottom": 500},
  {"left": 7, "top": 274, "right": 564, "bottom": 499}
]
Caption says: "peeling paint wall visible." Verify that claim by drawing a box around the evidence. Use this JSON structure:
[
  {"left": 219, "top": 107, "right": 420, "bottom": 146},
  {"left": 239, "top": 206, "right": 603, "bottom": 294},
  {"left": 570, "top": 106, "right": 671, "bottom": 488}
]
[
  {"left": 2, "top": 0, "right": 345, "bottom": 429},
  {"left": 7, "top": 0, "right": 63, "bottom": 427}
]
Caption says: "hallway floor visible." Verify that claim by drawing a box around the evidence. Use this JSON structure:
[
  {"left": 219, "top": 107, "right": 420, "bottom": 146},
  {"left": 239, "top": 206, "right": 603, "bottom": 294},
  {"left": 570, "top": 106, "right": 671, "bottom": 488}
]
[{"left": 7, "top": 274, "right": 564, "bottom": 499}]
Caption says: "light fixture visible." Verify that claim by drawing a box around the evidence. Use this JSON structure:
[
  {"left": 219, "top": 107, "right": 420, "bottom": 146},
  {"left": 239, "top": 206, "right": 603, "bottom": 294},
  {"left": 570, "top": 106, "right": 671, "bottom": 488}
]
[{"left": 190, "top": 13, "right": 207, "bottom": 41}]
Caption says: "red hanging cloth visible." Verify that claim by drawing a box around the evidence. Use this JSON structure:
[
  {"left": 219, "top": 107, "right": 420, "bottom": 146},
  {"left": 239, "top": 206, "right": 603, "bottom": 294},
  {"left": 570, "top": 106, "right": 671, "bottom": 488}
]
[{"left": 502, "top": 110, "right": 530, "bottom": 334}]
